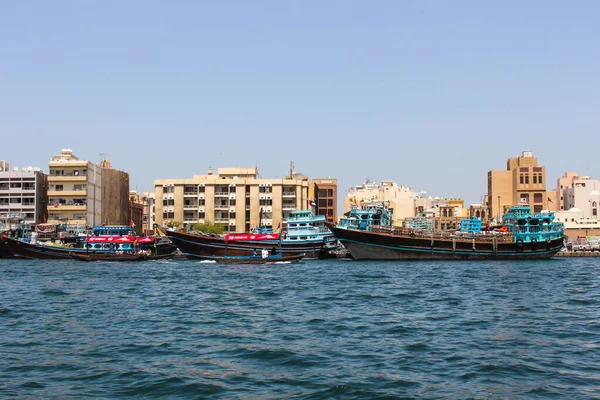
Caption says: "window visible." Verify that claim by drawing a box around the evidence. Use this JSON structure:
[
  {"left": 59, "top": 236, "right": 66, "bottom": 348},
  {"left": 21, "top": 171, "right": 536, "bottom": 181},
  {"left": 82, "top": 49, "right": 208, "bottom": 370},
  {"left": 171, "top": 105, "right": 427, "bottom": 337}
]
[
  {"left": 55, "top": 185, "right": 63, "bottom": 191},
  {"left": 525, "top": 175, "right": 529, "bottom": 184},
  {"left": 74, "top": 184, "right": 82, "bottom": 191},
  {"left": 539, "top": 175, "right": 543, "bottom": 184},
  {"left": 520, "top": 175, "right": 524, "bottom": 184},
  {"left": 534, "top": 193, "right": 543, "bottom": 203},
  {"left": 533, "top": 175, "right": 537, "bottom": 184}
]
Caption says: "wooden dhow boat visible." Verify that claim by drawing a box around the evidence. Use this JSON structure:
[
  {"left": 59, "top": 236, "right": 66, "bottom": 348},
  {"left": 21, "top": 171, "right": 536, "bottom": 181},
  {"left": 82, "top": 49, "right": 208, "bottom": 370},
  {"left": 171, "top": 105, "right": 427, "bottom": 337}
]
[
  {"left": 166, "top": 210, "right": 335, "bottom": 260},
  {"left": 328, "top": 205, "right": 565, "bottom": 260}
]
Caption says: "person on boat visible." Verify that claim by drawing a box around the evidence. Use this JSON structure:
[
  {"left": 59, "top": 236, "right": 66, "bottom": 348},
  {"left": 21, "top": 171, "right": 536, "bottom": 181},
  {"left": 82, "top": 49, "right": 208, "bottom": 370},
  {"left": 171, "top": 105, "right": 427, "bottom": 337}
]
[
  {"left": 271, "top": 246, "right": 278, "bottom": 256},
  {"left": 133, "top": 238, "right": 139, "bottom": 252},
  {"left": 261, "top": 248, "right": 269, "bottom": 258},
  {"left": 252, "top": 249, "right": 257, "bottom": 257}
]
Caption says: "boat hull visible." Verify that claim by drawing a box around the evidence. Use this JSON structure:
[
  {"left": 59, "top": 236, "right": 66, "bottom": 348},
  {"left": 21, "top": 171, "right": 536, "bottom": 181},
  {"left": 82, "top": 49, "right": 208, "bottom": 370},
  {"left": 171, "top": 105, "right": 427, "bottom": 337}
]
[
  {"left": 166, "top": 230, "right": 331, "bottom": 259},
  {"left": 332, "top": 227, "right": 564, "bottom": 260},
  {"left": 0, "top": 236, "right": 14, "bottom": 258}
]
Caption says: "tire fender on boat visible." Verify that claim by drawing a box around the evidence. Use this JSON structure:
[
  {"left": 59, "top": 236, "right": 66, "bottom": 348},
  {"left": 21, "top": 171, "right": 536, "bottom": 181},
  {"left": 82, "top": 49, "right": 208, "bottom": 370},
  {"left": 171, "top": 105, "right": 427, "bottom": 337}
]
[{"left": 516, "top": 239, "right": 524, "bottom": 247}]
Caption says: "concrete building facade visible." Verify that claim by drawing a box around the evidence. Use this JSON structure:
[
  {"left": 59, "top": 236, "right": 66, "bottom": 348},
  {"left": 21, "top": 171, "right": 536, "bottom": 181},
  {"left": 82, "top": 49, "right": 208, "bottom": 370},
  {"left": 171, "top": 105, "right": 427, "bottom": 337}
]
[
  {"left": 47, "top": 149, "right": 102, "bottom": 226},
  {"left": 101, "top": 166, "right": 130, "bottom": 226},
  {"left": 154, "top": 167, "right": 309, "bottom": 232},
  {"left": 553, "top": 172, "right": 580, "bottom": 211},
  {"left": 130, "top": 191, "right": 156, "bottom": 235},
  {"left": 344, "top": 179, "right": 467, "bottom": 227},
  {"left": 0, "top": 167, "right": 48, "bottom": 224},
  {"left": 309, "top": 178, "right": 337, "bottom": 223},
  {"left": 487, "top": 151, "right": 550, "bottom": 221},
  {"left": 564, "top": 177, "right": 600, "bottom": 219}
]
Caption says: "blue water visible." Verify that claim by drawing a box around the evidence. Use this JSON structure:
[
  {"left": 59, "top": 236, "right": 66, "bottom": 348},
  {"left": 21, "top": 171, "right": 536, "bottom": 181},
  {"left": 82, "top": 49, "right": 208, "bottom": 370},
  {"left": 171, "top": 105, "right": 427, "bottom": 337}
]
[{"left": 0, "top": 258, "right": 599, "bottom": 399}]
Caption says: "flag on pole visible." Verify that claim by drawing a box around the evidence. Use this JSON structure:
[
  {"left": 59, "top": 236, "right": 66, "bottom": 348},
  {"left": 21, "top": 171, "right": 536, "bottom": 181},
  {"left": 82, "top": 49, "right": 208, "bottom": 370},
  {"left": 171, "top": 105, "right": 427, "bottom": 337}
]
[
  {"left": 547, "top": 197, "right": 554, "bottom": 203},
  {"left": 308, "top": 198, "right": 315, "bottom": 208}
]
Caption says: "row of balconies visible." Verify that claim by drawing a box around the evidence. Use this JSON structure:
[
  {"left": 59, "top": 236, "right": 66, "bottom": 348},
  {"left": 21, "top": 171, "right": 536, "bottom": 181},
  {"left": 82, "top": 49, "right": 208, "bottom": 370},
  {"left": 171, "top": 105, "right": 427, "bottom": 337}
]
[
  {"left": 47, "top": 204, "right": 87, "bottom": 211},
  {"left": 180, "top": 192, "right": 297, "bottom": 201},
  {"left": 179, "top": 204, "right": 295, "bottom": 212},
  {"left": 47, "top": 190, "right": 87, "bottom": 196},
  {"left": 0, "top": 187, "right": 36, "bottom": 193},
  {"left": 0, "top": 204, "right": 36, "bottom": 209},
  {"left": 48, "top": 175, "right": 87, "bottom": 182}
]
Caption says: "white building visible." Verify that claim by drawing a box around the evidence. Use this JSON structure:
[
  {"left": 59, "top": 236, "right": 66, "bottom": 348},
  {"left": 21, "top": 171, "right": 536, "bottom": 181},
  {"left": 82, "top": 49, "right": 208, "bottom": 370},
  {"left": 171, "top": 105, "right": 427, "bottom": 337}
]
[
  {"left": 0, "top": 166, "right": 48, "bottom": 225},
  {"left": 563, "top": 177, "right": 600, "bottom": 219}
]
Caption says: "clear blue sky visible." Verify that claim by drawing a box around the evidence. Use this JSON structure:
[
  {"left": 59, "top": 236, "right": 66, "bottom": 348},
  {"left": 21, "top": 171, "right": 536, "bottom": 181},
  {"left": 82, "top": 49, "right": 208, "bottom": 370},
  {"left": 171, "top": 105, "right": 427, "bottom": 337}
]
[{"left": 1, "top": 1, "right": 599, "bottom": 207}]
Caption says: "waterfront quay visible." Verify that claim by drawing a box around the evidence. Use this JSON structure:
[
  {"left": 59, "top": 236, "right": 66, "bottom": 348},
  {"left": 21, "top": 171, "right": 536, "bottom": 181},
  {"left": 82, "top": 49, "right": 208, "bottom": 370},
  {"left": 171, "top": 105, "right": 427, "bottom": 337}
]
[{"left": 555, "top": 251, "right": 600, "bottom": 257}]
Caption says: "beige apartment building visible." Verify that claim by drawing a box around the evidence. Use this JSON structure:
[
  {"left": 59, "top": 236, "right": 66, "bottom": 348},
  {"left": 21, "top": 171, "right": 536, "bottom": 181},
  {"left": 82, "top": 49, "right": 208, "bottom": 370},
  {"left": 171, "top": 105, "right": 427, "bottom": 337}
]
[
  {"left": 47, "top": 149, "right": 102, "bottom": 226},
  {"left": 154, "top": 167, "right": 310, "bottom": 232},
  {"left": 487, "top": 151, "right": 551, "bottom": 221},
  {"left": 344, "top": 179, "right": 467, "bottom": 228}
]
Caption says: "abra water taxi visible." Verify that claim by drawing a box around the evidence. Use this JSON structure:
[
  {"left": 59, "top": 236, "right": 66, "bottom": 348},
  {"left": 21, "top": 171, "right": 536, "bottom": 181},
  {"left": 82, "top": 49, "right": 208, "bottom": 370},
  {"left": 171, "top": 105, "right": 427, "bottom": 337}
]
[{"left": 3, "top": 225, "right": 177, "bottom": 260}]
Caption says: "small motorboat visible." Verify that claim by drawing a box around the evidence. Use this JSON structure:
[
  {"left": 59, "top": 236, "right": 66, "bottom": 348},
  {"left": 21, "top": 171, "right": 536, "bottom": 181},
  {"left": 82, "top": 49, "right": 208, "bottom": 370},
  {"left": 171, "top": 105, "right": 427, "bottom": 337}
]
[
  {"left": 70, "top": 252, "right": 149, "bottom": 262},
  {"left": 201, "top": 253, "right": 304, "bottom": 264}
]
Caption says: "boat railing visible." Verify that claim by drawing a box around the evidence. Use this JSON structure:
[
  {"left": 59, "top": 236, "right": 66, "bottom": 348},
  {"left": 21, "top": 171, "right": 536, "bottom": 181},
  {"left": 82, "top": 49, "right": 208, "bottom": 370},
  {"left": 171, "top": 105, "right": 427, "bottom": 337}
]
[{"left": 371, "top": 226, "right": 514, "bottom": 242}]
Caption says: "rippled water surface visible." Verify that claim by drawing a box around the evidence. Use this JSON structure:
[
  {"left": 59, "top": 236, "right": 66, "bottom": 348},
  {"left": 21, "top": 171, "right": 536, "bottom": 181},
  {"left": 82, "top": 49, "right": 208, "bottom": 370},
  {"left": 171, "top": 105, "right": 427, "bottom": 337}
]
[{"left": 1, "top": 258, "right": 599, "bottom": 399}]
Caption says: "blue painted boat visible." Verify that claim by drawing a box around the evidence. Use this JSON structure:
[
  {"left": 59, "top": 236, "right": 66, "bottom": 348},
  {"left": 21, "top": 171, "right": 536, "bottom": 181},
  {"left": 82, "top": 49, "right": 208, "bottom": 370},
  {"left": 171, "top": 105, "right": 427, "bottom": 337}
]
[{"left": 328, "top": 204, "right": 565, "bottom": 260}]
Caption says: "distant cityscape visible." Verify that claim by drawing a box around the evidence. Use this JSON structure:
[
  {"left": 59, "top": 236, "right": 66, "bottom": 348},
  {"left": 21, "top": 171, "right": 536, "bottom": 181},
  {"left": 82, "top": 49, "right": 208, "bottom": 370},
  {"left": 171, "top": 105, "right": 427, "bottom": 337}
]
[{"left": 0, "top": 149, "right": 598, "bottom": 239}]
